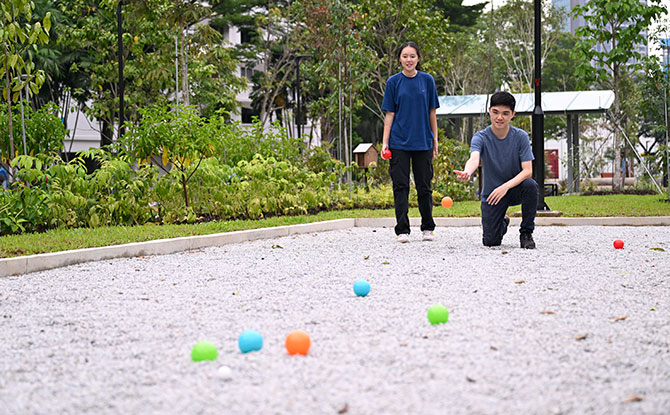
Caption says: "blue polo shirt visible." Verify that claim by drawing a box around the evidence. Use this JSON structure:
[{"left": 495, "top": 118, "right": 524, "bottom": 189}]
[
  {"left": 381, "top": 71, "right": 439, "bottom": 151},
  {"left": 471, "top": 125, "right": 534, "bottom": 199}
]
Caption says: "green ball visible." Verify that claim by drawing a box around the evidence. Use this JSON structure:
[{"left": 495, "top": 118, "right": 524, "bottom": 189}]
[
  {"left": 427, "top": 305, "right": 449, "bottom": 325},
  {"left": 191, "top": 341, "right": 218, "bottom": 362}
]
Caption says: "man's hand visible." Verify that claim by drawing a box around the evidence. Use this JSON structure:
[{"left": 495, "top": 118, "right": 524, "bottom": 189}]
[
  {"left": 453, "top": 169, "right": 470, "bottom": 182},
  {"left": 486, "top": 184, "right": 509, "bottom": 205}
]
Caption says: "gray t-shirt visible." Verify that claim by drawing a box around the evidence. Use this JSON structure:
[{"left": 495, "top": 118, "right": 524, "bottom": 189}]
[{"left": 470, "top": 125, "right": 534, "bottom": 199}]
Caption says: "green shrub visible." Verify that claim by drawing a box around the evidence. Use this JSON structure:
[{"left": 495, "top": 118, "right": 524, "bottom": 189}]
[
  {"left": 0, "top": 102, "right": 66, "bottom": 162},
  {"left": 433, "top": 138, "right": 476, "bottom": 201},
  {"left": 0, "top": 152, "right": 158, "bottom": 235},
  {"left": 119, "top": 105, "right": 213, "bottom": 208},
  {"left": 0, "top": 181, "right": 49, "bottom": 234},
  {"left": 208, "top": 112, "right": 306, "bottom": 167},
  {"left": 2, "top": 108, "right": 478, "bottom": 235}
]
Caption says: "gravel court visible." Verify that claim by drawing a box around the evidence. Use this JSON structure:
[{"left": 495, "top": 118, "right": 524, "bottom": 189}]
[{"left": 1, "top": 225, "right": 669, "bottom": 415}]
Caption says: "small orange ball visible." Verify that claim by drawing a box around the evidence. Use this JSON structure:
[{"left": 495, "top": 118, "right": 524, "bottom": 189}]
[
  {"left": 285, "top": 330, "right": 311, "bottom": 356},
  {"left": 441, "top": 196, "right": 453, "bottom": 209}
]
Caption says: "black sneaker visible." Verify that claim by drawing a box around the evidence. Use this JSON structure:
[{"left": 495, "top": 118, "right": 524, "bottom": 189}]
[
  {"left": 520, "top": 232, "right": 536, "bottom": 249},
  {"left": 501, "top": 215, "right": 510, "bottom": 237}
]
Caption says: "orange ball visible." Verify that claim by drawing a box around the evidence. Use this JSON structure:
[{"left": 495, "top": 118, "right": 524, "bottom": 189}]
[
  {"left": 441, "top": 196, "right": 453, "bottom": 209},
  {"left": 285, "top": 330, "right": 311, "bottom": 356}
]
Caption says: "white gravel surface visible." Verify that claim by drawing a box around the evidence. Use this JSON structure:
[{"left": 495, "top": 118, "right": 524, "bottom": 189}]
[{"left": 1, "top": 225, "right": 669, "bottom": 415}]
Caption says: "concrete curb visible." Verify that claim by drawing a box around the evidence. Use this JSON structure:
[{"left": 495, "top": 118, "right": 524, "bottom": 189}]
[
  {"left": 1, "top": 216, "right": 668, "bottom": 277},
  {"left": 356, "top": 216, "right": 670, "bottom": 227},
  {"left": 0, "top": 219, "right": 354, "bottom": 278}
]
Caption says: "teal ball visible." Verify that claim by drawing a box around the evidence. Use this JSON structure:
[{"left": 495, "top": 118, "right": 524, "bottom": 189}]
[
  {"left": 238, "top": 330, "right": 263, "bottom": 353},
  {"left": 353, "top": 279, "right": 371, "bottom": 297}
]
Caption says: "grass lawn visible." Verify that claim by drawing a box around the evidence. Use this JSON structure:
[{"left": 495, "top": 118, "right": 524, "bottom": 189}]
[{"left": 1, "top": 194, "right": 668, "bottom": 258}]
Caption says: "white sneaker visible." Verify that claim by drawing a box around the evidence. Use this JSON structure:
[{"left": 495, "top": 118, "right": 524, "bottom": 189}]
[
  {"left": 422, "top": 230, "right": 435, "bottom": 241},
  {"left": 396, "top": 234, "right": 410, "bottom": 243}
]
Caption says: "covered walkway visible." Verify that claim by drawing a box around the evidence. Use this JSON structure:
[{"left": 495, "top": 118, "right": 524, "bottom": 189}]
[{"left": 436, "top": 90, "right": 615, "bottom": 193}]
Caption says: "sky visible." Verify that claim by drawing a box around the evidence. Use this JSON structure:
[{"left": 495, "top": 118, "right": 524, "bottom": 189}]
[{"left": 460, "top": 0, "right": 670, "bottom": 57}]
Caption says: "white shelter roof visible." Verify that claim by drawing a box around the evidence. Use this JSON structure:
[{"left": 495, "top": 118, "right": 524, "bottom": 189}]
[{"left": 436, "top": 90, "right": 614, "bottom": 118}]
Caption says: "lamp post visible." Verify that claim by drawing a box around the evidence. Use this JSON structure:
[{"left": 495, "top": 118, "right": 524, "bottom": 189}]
[
  {"left": 18, "top": 74, "right": 28, "bottom": 156},
  {"left": 117, "top": 0, "right": 125, "bottom": 139},
  {"left": 531, "top": 0, "right": 548, "bottom": 210},
  {"left": 662, "top": 38, "right": 670, "bottom": 200},
  {"left": 295, "top": 54, "right": 312, "bottom": 139}
]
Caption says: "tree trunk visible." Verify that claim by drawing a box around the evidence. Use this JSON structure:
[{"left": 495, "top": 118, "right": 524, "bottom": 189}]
[
  {"left": 5, "top": 68, "right": 14, "bottom": 181},
  {"left": 181, "top": 173, "right": 189, "bottom": 208},
  {"left": 180, "top": 21, "right": 189, "bottom": 106},
  {"left": 101, "top": 119, "right": 114, "bottom": 148},
  {"left": 612, "top": 65, "right": 622, "bottom": 193}
]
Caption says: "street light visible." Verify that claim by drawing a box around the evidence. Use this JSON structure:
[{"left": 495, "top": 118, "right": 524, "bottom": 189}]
[
  {"left": 117, "top": 0, "right": 125, "bottom": 140},
  {"left": 662, "top": 38, "right": 670, "bottom": 201},
  {"left": 532, "top": 0, "right": 549, "bottom": 210},
  {"left": 19, "top": 74, "right": 29, "bottom": 156},
  {"left": 295, "top": 54, "right": 312, "bottom": 139}
]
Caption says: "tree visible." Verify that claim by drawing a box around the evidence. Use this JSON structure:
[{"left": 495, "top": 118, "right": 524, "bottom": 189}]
[
  {"left": 542, "top": 31, "right": 592, "bottom": 145},
  {"left": 119, "top": 105, "right": 212, "bottom": 209},
  {"left": 543, "top": 31, "right": 584, "bottom": 92},
  {"left": 160, "top": 0, "right": 210, "bottom": 107},
  {"left": 53, "top": 0, "right": 243, "bottom": 148},
  {"left": 490, "top": 0, "right": 565, "bottom": 93},
  {"left": 571, "top": 0, "right": 667, "bottom": 191},
  {"left": 0, "top": 0, "right": 51, "bottom": 172},
  {"left": 59, "top": 0, "right": 176, "bottom": 146},
  {"left": 210, "top": 0, "right": 297, "bottom": 128},
  {"left": 252, "top": 3, "right": 299, "bottom": 128},
  {"left": 187, "top": 24, "right": 247, "bottom": 117},
  {"left": 432, "top": 0, "right": 487, "bottom": 33},
  {"left": 634, "top": 59, "right": 669, "bottom": 186},
  {"left": 293, "top": 0, "right": 368, "bottom": 156},
  {"left": 437, "top": 21, "right": 495, "bottom": 97},
  {"left": 26, "top": 0, "right": 66, "bottom": 109},
  {"left": 354, "top": 0, "right": 452, "bottom": 123}
]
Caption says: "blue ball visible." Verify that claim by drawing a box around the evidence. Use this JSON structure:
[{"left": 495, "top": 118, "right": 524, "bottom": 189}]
[
  {"left": 238, "top": 330, "right": 263, "bottom": 353},
  {"left": 353, "top": 279, "right": 371, "bottom": 297}
]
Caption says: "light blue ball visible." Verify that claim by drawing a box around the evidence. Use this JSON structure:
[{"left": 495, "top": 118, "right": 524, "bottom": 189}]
[
  {"left": 238, "top": 330, "right": 263, "bottom": 353},
  {"left": 353, "top": 279, "right": 371, "bottom": 297}
]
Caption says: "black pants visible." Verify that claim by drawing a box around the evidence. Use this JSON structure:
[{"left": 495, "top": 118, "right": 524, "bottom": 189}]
[
  {"left": 481, "top": 178, "right": 538, "bottom": 246},
  {"left": 389, "top": 149, "right": 435, "bottom": 235}
]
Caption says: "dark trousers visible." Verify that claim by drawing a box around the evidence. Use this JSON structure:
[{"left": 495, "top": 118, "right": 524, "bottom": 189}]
[
  {"left": 481, "top": 178, "right": 538, "bottom": 246},
  {"left": 389, "top": 149, "right": 435, "bottom": 235}
]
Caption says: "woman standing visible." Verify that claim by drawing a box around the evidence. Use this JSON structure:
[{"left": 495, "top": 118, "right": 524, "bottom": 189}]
[{"left": 381, "top": 41, "right": 440, "bottom": 243}]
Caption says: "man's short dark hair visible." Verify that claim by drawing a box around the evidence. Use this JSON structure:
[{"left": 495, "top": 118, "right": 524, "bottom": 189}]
[{"left": 489, "top": 91, "right": 516, "bottom": 112}]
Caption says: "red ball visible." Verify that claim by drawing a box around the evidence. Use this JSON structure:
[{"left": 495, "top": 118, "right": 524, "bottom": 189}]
[
  {"left": 381, "top": 148, "right": 392, "bottom": 160},
  {"left": 613, "top": 239, "right": 624, "bottom": 249}
]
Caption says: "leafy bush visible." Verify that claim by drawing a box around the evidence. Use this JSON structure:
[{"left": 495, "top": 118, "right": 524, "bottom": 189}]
[
  {"left": 433, "top": 138, "right": 476, "bottom": 201},
  {"left": 0, "top": 152, "right": 157, "bottom": 235},
  {"left": 208, "top": 112, "right": 306, "bottom": 167},
  {"left": 0, "top": 102, "right": 66, "bottom": 162},
  {"left": 0, "top": 181, "right": 49, "bottom": 234},
  {"left": 1, "top": 108, "right": 477, "bottom": 236},
  {"left": 355, "top": 137, "right": 476, "bottom": 202},
  {"left": 187, "top": 154, "right": 344, "bottom": 220},
  {"left": 119, "top": 105, "right": 212, "bottom": 208}
]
